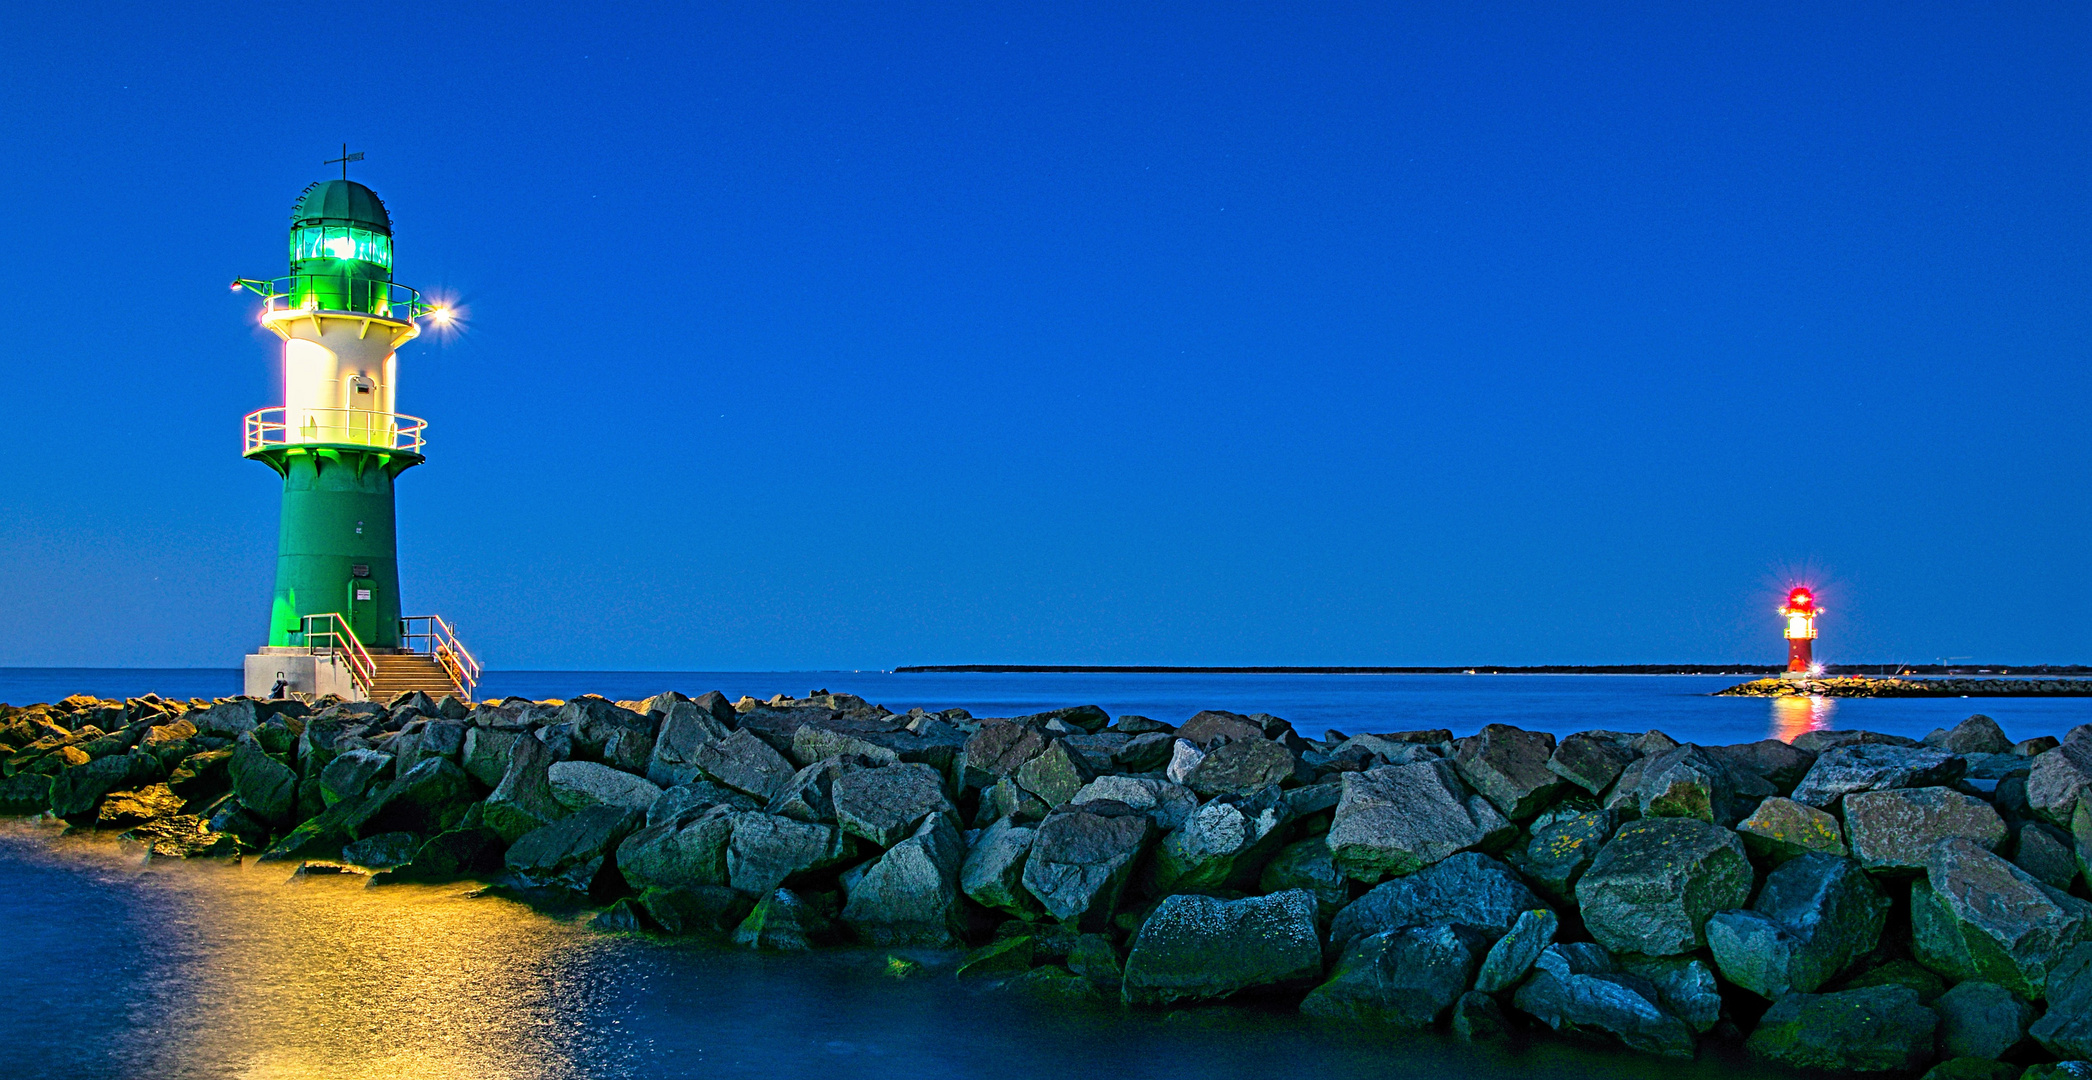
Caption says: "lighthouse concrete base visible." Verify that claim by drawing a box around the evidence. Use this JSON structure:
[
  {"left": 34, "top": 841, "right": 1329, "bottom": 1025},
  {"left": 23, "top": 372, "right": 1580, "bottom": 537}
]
[{"left": 244, "top": 648, "right": 365, "bottom": 701}]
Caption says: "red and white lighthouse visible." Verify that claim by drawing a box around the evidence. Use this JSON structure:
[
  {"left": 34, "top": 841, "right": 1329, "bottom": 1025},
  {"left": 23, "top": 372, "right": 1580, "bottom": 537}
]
[{"left": 1779, "top": 587, "right": 1820, "bottom": 678}]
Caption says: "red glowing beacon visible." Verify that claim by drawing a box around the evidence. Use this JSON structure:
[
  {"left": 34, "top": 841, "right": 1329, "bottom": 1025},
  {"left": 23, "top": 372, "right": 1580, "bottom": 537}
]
[{"left": 1779, "top": 587, "right": 1820, "bottom": 678}]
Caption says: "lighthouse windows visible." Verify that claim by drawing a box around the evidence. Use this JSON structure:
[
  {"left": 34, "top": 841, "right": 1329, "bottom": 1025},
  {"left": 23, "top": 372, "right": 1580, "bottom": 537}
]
[{"left": 291, "top": 225, "right": 392, "bottom": 270}]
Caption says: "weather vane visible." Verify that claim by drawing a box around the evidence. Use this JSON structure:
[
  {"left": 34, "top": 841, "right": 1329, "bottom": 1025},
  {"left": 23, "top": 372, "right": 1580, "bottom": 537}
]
[{"left": 323, "top": 143, "right": 365, "bottom": 180}]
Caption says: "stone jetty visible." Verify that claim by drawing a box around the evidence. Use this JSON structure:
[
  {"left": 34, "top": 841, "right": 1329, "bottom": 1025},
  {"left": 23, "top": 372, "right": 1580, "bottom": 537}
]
[
  {"left": 1719, "top": 677, "right": 2092, "bottom": 698},
  {"left": 6, "top": 690, "right": 2092, "bottom": 1076}
]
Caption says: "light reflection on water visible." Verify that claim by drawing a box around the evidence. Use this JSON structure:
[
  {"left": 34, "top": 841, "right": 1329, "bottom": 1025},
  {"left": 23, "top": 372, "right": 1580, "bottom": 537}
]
[
  {"left": 1769, "top": 695, "right": 1837, "bottom": 743},
  {"left": 0, "top": 822, "right": 1808, "bottom": 1080}
]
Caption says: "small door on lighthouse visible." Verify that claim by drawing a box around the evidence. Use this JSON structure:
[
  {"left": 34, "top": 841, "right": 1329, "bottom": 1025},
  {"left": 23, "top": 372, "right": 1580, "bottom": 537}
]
[{"left": 347, "top": 570, "right": 378, "bottom": 645}]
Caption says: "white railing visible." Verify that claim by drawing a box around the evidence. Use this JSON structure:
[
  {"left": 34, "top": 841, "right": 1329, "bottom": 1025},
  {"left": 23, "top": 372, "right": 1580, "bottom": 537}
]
[
  {"left": 244, "top": 407, "right": 426, "bottom": 455},
  {"left": 400, "top": 615, "right": 481, "bottom": 700}
]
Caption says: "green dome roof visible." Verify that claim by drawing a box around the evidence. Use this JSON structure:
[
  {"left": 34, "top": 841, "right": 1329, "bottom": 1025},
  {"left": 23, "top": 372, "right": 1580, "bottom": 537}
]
[{"left": 291, "top": 179, "right": 392, "bottom": 235}]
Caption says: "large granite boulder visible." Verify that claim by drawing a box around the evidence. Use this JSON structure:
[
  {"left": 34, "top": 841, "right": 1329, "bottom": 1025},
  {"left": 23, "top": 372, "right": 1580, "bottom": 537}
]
[
  {"left": 228, "top": 734, "right": 298, "bottom": 827},
  {"left": 1327, "top": 760, "right": 1510, "bottom": 880},
  {"left": 1576, "top": 817, "right": 1752, "bottom": 956},
  {"left": 1014, "top": 740, "right": 1093, "bottom": 808},
  {"left": 1933, "top": 980, "right": 2032, "bottom": 1060},
  {"left": 504, "top": 805, "right": 643, "bottom": 894},
  {"left": 726, "top": 813, "right": 845, "bottom": 896},
  {"left": 459, "top": 726, "right": 523, "bottom": 787},
  {"left": 1185, "top": 738, "right": 1297, "bottom": 798},
  {"left": 1302, "top": 923, "right": 1486, "bottom": 1026},
  {"left": 548, "top": 760, "right": 663, "bottom": 813},
  {"left": 1453, "top": 724, "right": 1565, "bottom": 822},
  {"left": 1511, "top": 947, "right": 1698, "bottom": 1060},
  {"left": 645, "top": 699, "right": 732, "bottom": 786},
  {"left": 2029, "top": 731, "right": 2092, "bottom": 828},
  {"left": 1020, "top": 802, "right": 1155, "bottom": 929},
  {"left": 1514, "top": 809, "right": 1615, "bottom": 898},
  {"left": 960, "top": 816, "right": 1038, "bottom": 916},
  {"left": 1926, "top": 716, "right": 2016, "bottom": 756},
  {"left": 347, "top": 757, "right": 477, "bottom": 838},
  {"left": 1548, "top": 731, "right": 1638, "bottom": 796},
  {"left": 1121, "top": 889, "right": 1322, "bottom": 1005},
  {"left": 1175, "top": 710, "right": 1266, "bottom": 748},
  {"left": 1790, "top": 745, "right": 1966, "bottom": 808},
  {"left": 1707, "top": 854, "right": 1888, "bottom": 998},
  {"left": 559, "top": 696, "right": 657, "bottom": 774},
  {"left": 2030, "top": 942, "right": 2092, "bottom": 1059},
  {"left": 694, "top": 729, "right": 797, "bottom": 803},
  {"left": 1845, "top": 787, "right": 2007, "bottom": 871},
  {"left": 1473, "top": 907, "right": 1559, "bottom": 992},
  {"left": 1070, "top": 776, "right": 1198, "bottom": 831},
  {"left": 831, "top": 763, "right": 954, "bottom": 847},
  {"left": 616, "top": 803, "right": 737, "bottom": 891},
  {"left": 732, "top": 888, "right": 834, "bottom": 950},
  {"left": 1706, "top": 739, "right": 1819, "bottom": 794},
  {"left": 1151, "top": 785, "right": 1289, "bottom": 893},
  {"left": 638, "top": 884, "right": 751, "bottom": 936},
  {"left": 1615, "top": 954, "right": 1723, "bottom": 1034},
  {"left": 483, "top": 733, "right": 570, "bottom": 843},
  {"left": 1606, "top": 743, "right": 1772, "bottom": 826},
  {"left": 962, "top": 722, "right": 1051, "bottom": 788},
  {"left": 1737, "top": 795, "right": 1847, "bottom": 861},
  {"left": 840, "top": 815, "right": 966, "bottom": 945},
  {"left": 1328, "top": 852, "right": 1545, "bottom": 955},
  {"left": 1745, "top": 985, "right": 1939, "bottom": 1073},
  {"left": 1912, "top": 837, "right": 2092, "bottom": 999},
  {"left": 1258, "top": 836, "right": 1350, "bottom": 919},
  {"left": 2016, "top": 822, "right": 2080, "bottom": 890}
]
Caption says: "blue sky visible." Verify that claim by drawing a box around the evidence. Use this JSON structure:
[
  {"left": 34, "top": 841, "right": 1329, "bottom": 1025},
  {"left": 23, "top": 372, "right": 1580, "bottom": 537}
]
[{"left": 0, "top": 3, "right": 2086, "bottom": 669}]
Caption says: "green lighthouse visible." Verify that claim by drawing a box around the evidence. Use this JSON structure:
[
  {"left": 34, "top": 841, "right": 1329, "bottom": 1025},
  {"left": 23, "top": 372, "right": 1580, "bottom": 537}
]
[{"left": 235, "top": 158, "right": 478, "bottom": 701}]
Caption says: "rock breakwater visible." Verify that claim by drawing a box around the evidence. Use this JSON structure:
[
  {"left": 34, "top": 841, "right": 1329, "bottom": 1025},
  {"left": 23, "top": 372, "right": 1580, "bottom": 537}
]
[
  {"left": 6, "top": 690, "right": 2092, "bottom": 1075},
  {"left": 1719, "top": 678, "right": 2092, "bottom": 698}
]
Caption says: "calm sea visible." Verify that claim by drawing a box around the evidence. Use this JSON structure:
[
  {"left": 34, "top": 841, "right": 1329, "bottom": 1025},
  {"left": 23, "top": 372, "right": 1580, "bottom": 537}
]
[
  {"left": 2, "top": 669, "right": 2086, "bottom": 1079},
  {"left": 8, "top": 667, "right": 2091, "bottom": 745}
]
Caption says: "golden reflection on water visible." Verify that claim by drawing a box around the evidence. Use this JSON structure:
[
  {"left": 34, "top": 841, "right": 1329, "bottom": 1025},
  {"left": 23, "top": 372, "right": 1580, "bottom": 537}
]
[
  {"left": 37, "top": 827, "right": 611, "bottom": 1080},
  {"left": 1769, "top": 695, "right": 1836, "bottom": 743}
]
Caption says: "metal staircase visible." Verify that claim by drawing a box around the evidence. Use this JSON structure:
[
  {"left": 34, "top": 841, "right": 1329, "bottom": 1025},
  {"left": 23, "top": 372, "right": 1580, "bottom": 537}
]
[{"left": 299, "top": 613, "right": 481, "bottom": 702}]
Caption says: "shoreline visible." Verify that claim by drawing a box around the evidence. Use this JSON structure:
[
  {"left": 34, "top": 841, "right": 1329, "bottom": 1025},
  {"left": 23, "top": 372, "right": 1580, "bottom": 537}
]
[
  {"left": 3, "top": 688, "right": 2091, "bottom": 1074},
  {"left": 1718, "top": 677, "right": 2092, "bottom": 698}
]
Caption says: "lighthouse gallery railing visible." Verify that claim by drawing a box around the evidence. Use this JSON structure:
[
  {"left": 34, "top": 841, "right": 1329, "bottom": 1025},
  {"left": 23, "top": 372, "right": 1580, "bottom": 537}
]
[{"left": 245, "top": 407, "right": 426, "bottom": 455}]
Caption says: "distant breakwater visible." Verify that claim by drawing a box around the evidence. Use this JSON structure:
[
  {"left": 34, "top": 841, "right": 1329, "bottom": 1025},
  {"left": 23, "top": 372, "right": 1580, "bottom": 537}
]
[
  {"left": 5, "top": 689, "right": 2092, "bottom": 1075},
  {"left": 1719, "top": 677, "right": 2092, "bottom": 698}
]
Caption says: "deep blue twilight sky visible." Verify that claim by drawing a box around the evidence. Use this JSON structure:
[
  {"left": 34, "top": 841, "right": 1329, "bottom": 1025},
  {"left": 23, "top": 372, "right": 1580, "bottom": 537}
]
[{"left": 0, "top": 4, "right": 2086, "bottom": 669}]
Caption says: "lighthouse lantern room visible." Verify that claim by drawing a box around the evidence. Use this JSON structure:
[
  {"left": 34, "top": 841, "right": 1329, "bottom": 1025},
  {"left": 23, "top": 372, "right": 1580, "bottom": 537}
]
[
  {"left": 1779, "top": 587, "right": 1820, "bottom": 680},
  {"left": 233, "top": 153, "right": 478, "bottom": 702}
]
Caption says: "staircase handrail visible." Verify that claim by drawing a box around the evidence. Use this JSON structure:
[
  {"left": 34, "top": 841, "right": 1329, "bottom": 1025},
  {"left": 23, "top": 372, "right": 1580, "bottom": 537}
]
[
  {"left": 300, "top": 613, "right": 377, "bottom": 699},
  {"left": 399, "top": 614, "right": 481, "bottom": 701}
]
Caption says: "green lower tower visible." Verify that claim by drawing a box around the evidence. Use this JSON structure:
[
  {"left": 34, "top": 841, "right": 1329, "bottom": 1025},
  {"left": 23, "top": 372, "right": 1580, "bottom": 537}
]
[{"left": 235, "top": 169, "right": 477, "bottom": 701}]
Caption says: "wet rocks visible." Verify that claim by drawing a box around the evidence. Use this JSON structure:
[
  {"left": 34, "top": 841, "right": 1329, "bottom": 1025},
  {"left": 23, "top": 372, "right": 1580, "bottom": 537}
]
[
  {"left": 726, "top": 813, "right": 844, "bottom": 896},
  {"left": 1606, "top": 743, "right": 1772, "bottom": 826},
  {"left": 841, "top": 815, "right": 965, "bottom": 945},
  {"left": 1473, "top": 907, "right": 1559, "bottom": 992},
  {"left": 482, "top": 733, "right": 568, "bottom": 843},
  {"left": 1122, "top": 889, "right": 1322, "bottom": 1005},
  {"left": 1745, "top": 985, "right": 1939, "bottom": 1073},
  {"left": 1302, "top": 923, "right": 1486, "bottom": 1026},
  {"left": 1328, "top": 852, "right": 1544, "bottom": 955},
  {"left": 1933, "top": 980, "right": 2032, "bottom": 1060},
  {"left": 227, "top": 735, "right": 297, "bottom": 827},
  {"left": 1511, "top": 947, "right": 1698, "bottom": 1059},
  {"left": 1844, "top": 787, "right": 2007, "bottom": 871},
  {"left": 1184, "top": 738, "right": 1296, "bottom": 798},
  {"left": 1547, "top": 731, "right": 1637, "bottom": 796},
  {"left": 1327, "top": 760, "right": 1509, "bottom": 880},
  {"left": 1020, "top": 802, "right": 1154, "bottom": 929},
  {"left": 959, "top": 816, "right": 1038, "bottom": 916},
  {"left": 504, "top": 805, "right": 643, "bottom": 894},
  {"left": 694, "top": 729, "right": 797, "bottom": 803},
  {"left": 1514, "top": 809, "right": 1614, "bottom": 898},
  {"left": 2029, "top": 732, "right": 2092, "bottom": 828},
  {"left": 1014, "top": 740, "right": 1093, "bottom": 808},
  {"left": 1258, "top": 836, "right": 1349, "bottom": 919},
  {"left": 615, "top": 804, "right": 736, "bottom": 892},
  {"left": 1737, "top": 796, "right": 1847, "bottom": 861},
  {"left": 1707, "top": 854, "right": 1888, "bottom": 998},
  {"left": 832, "top": 763, "right": 954, "bottom": 847},
  {"left": 1912, "top": 837, "right": 2092, "bottom": 999},
  {"left": 1453, "top": 724, "right": 1565, "bottom": 822},
  {"left": 548, "top": 760, "right": 663, "bottom": 813},
  {"left": 1926, "top": 715, "right": 2016, "bottom": 756},
  {"left": 1576, "top": 818, "right": 1752, "bottom": 956},
  {"left": 2030, "top": 942, "right": 2092, "bottom": 1059},
  {"left": 1151, "top": 785, "right": 1289, "bottom": 893},
  {"left": 1790, "top": 745, "right": 1965, "bottom": 808}
]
